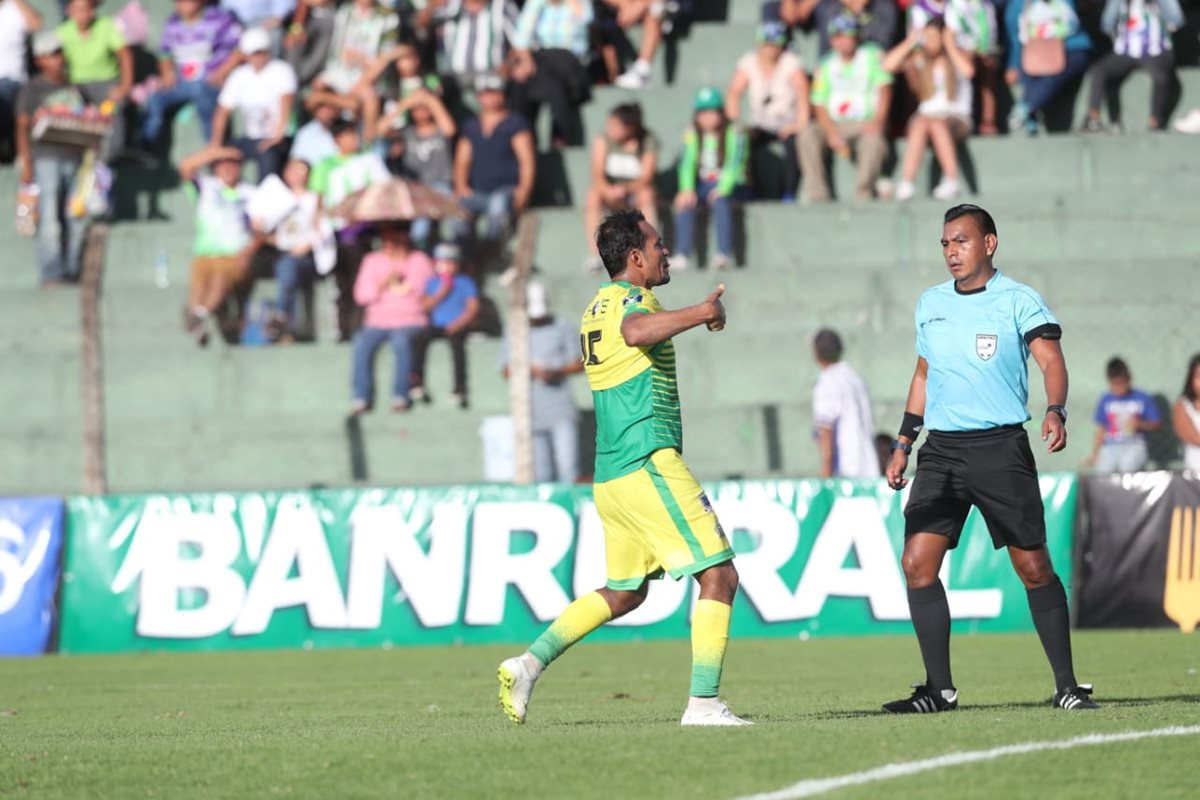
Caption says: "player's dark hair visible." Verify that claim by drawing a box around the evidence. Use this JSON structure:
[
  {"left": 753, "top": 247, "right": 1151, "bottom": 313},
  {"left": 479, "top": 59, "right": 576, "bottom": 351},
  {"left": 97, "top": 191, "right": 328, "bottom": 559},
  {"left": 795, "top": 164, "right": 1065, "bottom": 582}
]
[
  {"left": 814, "top": 329, "right": 843, "bottom": 363},
  {"left": 944, "top": 204, "right": 997, "bottom": 238},
  {"left": 596, "top": 209, "right": 648, "bottom": 278},
  {"left": 1106, "top": 357, "right": 1131, "bottom": 381},
  {"left": 1183, "top": 353, "right": 1200, "bottom": 402}
]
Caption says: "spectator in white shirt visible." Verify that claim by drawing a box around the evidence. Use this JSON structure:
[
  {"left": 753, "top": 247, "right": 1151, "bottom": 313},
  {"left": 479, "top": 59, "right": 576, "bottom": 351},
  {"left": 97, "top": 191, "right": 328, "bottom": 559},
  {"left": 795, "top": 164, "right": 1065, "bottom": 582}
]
[
  {"left": 0, "top": 0, "right": 42, "bottom": 154},
  {"left": 211, "top": 27, "right": 297, "bottom": 179},
  {"left": 811, "top": 328, "right": 880, "bottom": 478}
]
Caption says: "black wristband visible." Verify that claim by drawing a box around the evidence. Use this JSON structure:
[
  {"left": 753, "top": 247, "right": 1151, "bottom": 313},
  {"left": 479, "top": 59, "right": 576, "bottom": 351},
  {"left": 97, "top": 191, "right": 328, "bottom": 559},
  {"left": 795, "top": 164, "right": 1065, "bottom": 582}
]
[
  {"left": 891, "top": 439, "right": 912, "bottom": 455},
  {"left": 899, "top": 412, "right": 924, "bottom": 441},
  {"left": 1047, "top": 405, "right": 1067, "bottom": 423}
]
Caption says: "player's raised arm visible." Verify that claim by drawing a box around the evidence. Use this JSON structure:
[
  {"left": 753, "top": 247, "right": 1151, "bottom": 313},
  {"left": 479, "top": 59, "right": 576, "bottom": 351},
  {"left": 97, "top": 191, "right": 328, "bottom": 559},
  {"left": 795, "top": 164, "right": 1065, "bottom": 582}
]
[
  {"left": 886, "top": 356, "right": 928, "bottom": 490},
  {"left": 1030, "top": 337, "right": 1069, "bottom": 453},
  {"left": 621, "top": 285, "right": 726, "bottom": 347}
]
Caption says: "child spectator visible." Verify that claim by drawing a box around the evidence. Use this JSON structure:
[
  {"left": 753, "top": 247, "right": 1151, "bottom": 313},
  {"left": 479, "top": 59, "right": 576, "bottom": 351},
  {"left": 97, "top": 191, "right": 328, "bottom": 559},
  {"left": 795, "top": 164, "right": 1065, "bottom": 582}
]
[
  {"left": 0, "top": 0, "right": 43, "bottom": 154},
  {"left": 350, "top": 222, "right": 435, "bottom": 414},
  {"left": 410, "top": 242, "right": 480, "bottom": 408},
  {"left": 382, "top": 88, "right": 457, "bottom": 247},
  {"left": 883, "top": 19, "right": 973, "bottom": 201},
  {"left": 1080, "top": 0, "right": 1183, "bottom": 133},
  {"left": 672, "top": 87, "right": 747, "bottom": 272},
  {"left": 310, "top": 0, "right": 399, "bottom": 143},
  {"left": 211, "top": 28, "right": 296, "bottom": 180},
  {"left": 140, "top": 0, "right": 242, "bottom": 152},
  {"left": 58, "top": 0, "right": 133, "bottom": 160},
  {"left": 601, "top": 0, "right": 664, "bottom": 90},
  {"left": 508, "top": 0, "right": 594, "bottom": 148},
  {"left": 1004, "top": 0, "right": 1092, "bottom": 135},
  {"left": 582, "top": 103, "right": 658, "bottom": 273},
  {"left": 1087, "top": 357, "right": 1162, "bottom": 472},
  {"left": 1173, "top": 355, "right": 1200, "bottom": 472},
  {"left": 266, "top": 158, "right": 321, "bottom": 342}
]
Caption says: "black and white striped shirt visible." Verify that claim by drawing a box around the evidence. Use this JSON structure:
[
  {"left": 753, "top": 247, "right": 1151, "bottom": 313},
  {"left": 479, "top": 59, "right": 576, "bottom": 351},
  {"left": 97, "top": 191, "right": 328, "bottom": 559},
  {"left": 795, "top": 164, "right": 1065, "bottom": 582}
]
[{"left": 436, "top": 0, "right": 519, "bottom": 78}]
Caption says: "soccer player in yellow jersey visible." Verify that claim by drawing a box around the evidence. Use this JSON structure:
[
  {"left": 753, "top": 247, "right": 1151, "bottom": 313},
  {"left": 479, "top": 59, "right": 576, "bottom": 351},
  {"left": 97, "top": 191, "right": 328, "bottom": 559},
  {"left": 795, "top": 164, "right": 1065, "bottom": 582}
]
[{"left": 497, "top": 210, "right": 750, "bottom": 727}]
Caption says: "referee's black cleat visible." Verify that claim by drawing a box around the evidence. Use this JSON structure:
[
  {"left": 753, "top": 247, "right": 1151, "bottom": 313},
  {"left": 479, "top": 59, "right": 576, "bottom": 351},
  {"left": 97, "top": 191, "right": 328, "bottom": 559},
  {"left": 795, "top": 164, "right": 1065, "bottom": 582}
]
[
  {"left": 882, "top": 683, "right": 959, "bottom": 714},
  {"left": 1052, "top": 684, "right": 1100, "bottom": 710}
]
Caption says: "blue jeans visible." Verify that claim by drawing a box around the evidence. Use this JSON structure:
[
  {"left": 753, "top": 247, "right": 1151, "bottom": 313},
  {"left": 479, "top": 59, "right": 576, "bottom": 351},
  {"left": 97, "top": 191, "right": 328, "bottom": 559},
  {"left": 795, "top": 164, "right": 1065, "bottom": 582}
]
[
  {"left": 35, "top": 153, "right": 88, "bottom": 283},
  {"left": 274, "top": 252, "right": 315, "bottom": 324},
  {"left": 533, "top": 417, "right": 579, "bottom": 483},
  {"left": 673, "top": 179, "right": 737, "bottom": 259},
  {"left": 1021, "top": 50, "right": 1091, "bottom": 116},
  {"left": 140, "top": 79, "right": 220, "bottom": 145},
  {"left": 351, "top": 326, "right": 423, "bottom": 404},
  {"left": 412, "top": 181, "right": 453, "bottom": 246},
  {"left": 454, "top": 187, "right": 514, "bottom": 242}
]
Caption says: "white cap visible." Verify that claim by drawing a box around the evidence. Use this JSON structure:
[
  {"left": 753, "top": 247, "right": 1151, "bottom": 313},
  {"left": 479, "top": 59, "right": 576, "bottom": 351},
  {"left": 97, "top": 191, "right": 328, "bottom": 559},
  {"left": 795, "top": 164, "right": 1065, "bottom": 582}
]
[
  {"left": 526, "top": 281, "right": 549, "bottom": 319},
  {"left": 32, "top": 31, "right": 63, "bottom": 57},
  {"left": 239, "top": 27, "right": 271, "bottom": 55}
]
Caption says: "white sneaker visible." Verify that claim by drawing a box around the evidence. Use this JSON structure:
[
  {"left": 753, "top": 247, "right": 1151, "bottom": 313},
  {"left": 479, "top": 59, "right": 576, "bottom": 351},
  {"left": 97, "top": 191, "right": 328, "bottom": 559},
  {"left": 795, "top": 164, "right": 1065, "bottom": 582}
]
[
  {"left": 710, "top": 252, "right": 732, "bottom": 271},
  {"left": 932, "top": 178, "right": 961, "bottom": 200},
  {"left": 680, "top": 697, "right": 753, "bottom": 727},
  {"left": 1173, "top": 108, "right": 1200, "bottom": 134},
  {"left": 498, "top": 655, "right": 541, "bottom": 725},
  {"left": 615, "top": 63, "right": 652, "bottom": 90},
  {"left": 894, "top": 180, "right": 916, "bottom": 202},
  {"left": 670, "top": 254, "right": 689, "bottom": 271}
]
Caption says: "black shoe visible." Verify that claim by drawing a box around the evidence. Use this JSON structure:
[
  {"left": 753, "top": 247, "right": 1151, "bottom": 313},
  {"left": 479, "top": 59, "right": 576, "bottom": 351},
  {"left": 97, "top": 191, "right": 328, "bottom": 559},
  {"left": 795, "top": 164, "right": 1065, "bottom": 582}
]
[
  {"left": 1052, "top": 684, "right": 1099, "bottom": 710},
  {"left": 883, "top": 683, "right": 958, "bottom": 714}
]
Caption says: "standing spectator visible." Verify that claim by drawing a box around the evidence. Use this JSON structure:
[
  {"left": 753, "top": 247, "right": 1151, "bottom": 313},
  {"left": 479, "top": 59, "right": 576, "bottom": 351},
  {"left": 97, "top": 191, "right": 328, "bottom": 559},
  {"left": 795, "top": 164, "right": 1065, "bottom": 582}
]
[
  {"left": 582, "top": 103, "right": 658, "bottom": 273},
  {"left": 310, "top": 0, "right": 399, "bottom": 141},
  {"left": 600, "top": 0, "right": 664, "bottom": 90},
  {"left": 1085, "top": 357, "right": 1161, "bottom": 473},
  {"left": 672, "top": 86, "right": 747, "bottom": 272},
  {"left": 289, "top": 94, "right": 341, "bottom": 166},
  {"left": 178, "top": 145, "right": 262, "bottom": 346},
  {"left": 725, "top": 21, "right": 809, "bottom": 202},
  {"left": 794, "top": 0, "right": 900, "bottom": 57},
  {"left": 211, "top": 27, "right": 297, "bottom": 180},
  {"left": 811, "top": 329, "right": 878, "bottom": 478},
  {"left": 284, "top": 0, "right": 337, "bottom": 85},
  {"left": 1080, "top": 0, "right": 1183, "bottom": 133},
  {"left": 883, "top": 20, "right": 973, "bottom": 201},
  {"left": 383, "top": 88, "right": 457, "bottom": 247},
  {"left": 16, "top": 31, "right": 88, "bottom": 286},
  {"left": 453, "top": 73, "right": 535, "bottom": 247},
  {"left": 140, "top": 0, "right": 242, "bottom": 152},
  {"left": 508, "top": 0, "right": 594, "bottom": 148},
  {"left": 0, "top": 0, "right": 43, "bottom": 154},
  {"left": 57, "top": 0, "right": 133, "bottom": 159},
  {"left": 1173, "top": 355, "right": 1200, "bottom": 472},
  {"left": 350, "top": 222, "right": 435, "bottom": 414},
  {"left": 266, "top": 158, "right": 321, "bottom": 342},
  {"left": 418, "top": 0, "right": 518, "bottom": 91},
  {"left": 410, "top": 242, "right": 480, "bottom": 408},
  {"left": 1004, "top": 0, "right": 1093, "bottom": 135},
  {"left": 500, "top": 280, "right": 583, "bottom": 483},
  {"left": 799, "top": 14, "right": 892, "bottom": 203}
]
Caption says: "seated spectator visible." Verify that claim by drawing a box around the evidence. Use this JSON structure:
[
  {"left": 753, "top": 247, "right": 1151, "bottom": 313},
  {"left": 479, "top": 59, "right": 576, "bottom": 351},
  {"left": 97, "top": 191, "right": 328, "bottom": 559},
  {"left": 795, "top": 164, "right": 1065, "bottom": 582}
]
[
  {"left": 582, "top": 103, "right": 658, "bottom": 273},
  {"left": 907, "top": 0, "right": 1001, "bottom": 135},
  {"left": 418, "top": 0, "right": 518, "bottom": 91},
  {"left": 382, "top": 88, "right": 457, "bottom": 247},
  {"left": 799, "top": 14, "right": 892, "bottom": 202},
  {"left": 599, "top": 0, "right": 664, "bottom": 90},
  {"left": 177, "top": 145, "right": 262, "bottom": 346},
  {"left": 310, "top": 0, "right": 399, "bottom": 142},
  {"left": 58, "top": 0, "right": 133, "bottom": 160},
  {"left": 672, "top": 87, "right": 747, "bottom": 272},
  {"left": 410, "top": 242, "right": 480, "bottom": 408},
  {"left": 500, "top": 280, "right": 583, "bottom": 483},
  {"left": 508, "top": 0, "right": 593, "bottom": 148},
  {"left": 725, "top": 20, "right": 809, "bottom": 202},
  {"left": 453, "top": 73, "right": 535, "bottom": 247},
  {"left": 290, "top": 93, "right": 342, "bottom": 166},
  {"left": 265, "top": 158, "right": 321, "bottom": 342},
  {"left": 0, "top": 0, "right": 43, "bottom": 155},
  {"left": 364, "top": 35, "right": 444, "bottom": 139},
  {"left": 140, "top": 0, "right": 242, "bottom": 153},
  {"left": 284, "top": 0, "right": 336, "bottom": 86},
  {"left": 1004, "top": 0, "right": 1092, "bottom": 135},
  {"left": 1080, "top": 0, "right": 1183, "bottom": 133},
  {"left": 16, "top": 31, "right": 89, "bottom": 287},
  {"left": 350, "top": 221, "right": 435, "bottom": 414},
  {"left": 1086, "top": 357, "right": 1162, "bottom": 473},
  {"left": 883, "top": 19, "right": 972, "bottom": 201},
  {"left": 1173, "top": 354, "right": 1200, "bottom": 472},
  {"left": 795, "top": 0, "right": 900, "bottom": 57},
  {"left": 211, "top": 28, "right": 296, "bottom": 180}
]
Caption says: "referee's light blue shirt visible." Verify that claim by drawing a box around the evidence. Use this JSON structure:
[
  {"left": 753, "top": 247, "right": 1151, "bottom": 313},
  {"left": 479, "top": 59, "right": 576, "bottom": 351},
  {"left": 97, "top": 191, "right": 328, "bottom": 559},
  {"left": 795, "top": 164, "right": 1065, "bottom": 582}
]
[{"left": 915, "top": 271, "right": 1061, "bottom": 433}]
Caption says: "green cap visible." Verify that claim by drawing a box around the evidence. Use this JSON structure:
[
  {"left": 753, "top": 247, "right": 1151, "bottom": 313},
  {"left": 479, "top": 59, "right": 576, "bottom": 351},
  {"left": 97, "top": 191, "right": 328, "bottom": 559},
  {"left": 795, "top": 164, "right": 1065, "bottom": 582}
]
[{"left": 693, "top": 86, "right": 723, "bottom": 112}]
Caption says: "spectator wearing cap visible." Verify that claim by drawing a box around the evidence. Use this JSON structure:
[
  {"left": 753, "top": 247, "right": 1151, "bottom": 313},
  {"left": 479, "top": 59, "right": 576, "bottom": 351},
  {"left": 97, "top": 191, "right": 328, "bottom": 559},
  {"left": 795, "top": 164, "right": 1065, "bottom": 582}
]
[
  {"left": 508, "top": 0, "right": 593, "bottom": 148},
  {"left": 58, "top": 0, "right": 133, "bottom": 160},
  {"left": 410, "top": 242, "right": 480, "bottom": 408},
  {"left": 16, "top": 30, "right": 89, "bottom": 286},
  {"left": 672, "top": 86, "right": 747, "bottom": 272},
  {"left": 799, "top": 13, "right": 892, "bottom": 202},
  {"left": 417, "top": 0, "right": 518, "bottom": 94},
  {"left": 453, "top": 73, "right": 536, "bottom": 247},
  {"left": 265, "top": 157, "right": 322, "bottom": 342},
  {"left": 725, "top": 20, "right": 809, "bottom": 202},
  {"left": 500, "top": 280, "right": 584, "bottom": 483},
  {"left": 1004, "top": 0, "right": 1093, "bottom": 135},
  {"left": 581, "top": 102, "right": 658, "bottom": 273},
  {"left": 811, "top": 328, "right": 878, "bottom": 478},
  {"left": 350, "top": 222, "right": 436, "bottom": 415},
  {"left": 177, "top": 144, "right": 262, "bottom": 346},
  {"left": 600, "top": 0, "right": 665, "bottom": 90},
  {"left": 211, "top": 27, "right": 297, "bottom": 180},
  {"left": 790, "top": 0, "right": 899, "bottom": 57},
  {"left": 0, "top": 0, "right": 43, "bottom": 154},
  {"left": 140, "top": 0, "right": 243, "bottom": 153}
]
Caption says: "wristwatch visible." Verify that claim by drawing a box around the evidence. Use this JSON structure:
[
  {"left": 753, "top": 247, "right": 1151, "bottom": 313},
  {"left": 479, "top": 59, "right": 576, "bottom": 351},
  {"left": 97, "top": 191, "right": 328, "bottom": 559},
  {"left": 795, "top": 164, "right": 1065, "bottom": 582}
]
[
  {"left": 891, "top": 439, "right": 912, "bottom": 455},
  {"left": 1047, "top": 405, "right": 1068, "bottom": 423}
]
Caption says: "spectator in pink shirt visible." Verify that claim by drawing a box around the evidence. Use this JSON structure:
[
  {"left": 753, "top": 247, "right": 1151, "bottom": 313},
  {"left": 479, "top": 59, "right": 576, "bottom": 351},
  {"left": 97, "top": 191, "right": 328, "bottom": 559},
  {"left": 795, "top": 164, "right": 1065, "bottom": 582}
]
[{"left": 350, "top": 221, "right": 434, "bottom": 414}]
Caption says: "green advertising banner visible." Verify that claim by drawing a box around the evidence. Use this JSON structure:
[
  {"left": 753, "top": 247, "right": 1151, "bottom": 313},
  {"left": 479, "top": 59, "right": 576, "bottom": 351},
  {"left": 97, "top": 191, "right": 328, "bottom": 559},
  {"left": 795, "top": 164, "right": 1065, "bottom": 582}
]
[{"left": 59, "top": 476, "right": 1077, "bottom": 654}]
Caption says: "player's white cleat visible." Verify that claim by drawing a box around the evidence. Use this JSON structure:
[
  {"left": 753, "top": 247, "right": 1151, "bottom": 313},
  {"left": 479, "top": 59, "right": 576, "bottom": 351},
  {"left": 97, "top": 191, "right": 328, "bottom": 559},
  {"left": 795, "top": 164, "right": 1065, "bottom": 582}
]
[
  {"left": 498, "top": 654, "right": 541, "bottom": 725},
  {"left": 680, "top": 697, "right": 753, "bottom": 727}
]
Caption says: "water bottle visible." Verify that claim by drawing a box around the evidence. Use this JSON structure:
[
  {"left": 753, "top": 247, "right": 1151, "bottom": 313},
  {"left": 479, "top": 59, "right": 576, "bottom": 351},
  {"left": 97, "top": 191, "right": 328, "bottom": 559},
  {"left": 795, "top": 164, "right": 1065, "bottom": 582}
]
[{"left": 154, "top": 249, "right": 169, "bottom": 289}]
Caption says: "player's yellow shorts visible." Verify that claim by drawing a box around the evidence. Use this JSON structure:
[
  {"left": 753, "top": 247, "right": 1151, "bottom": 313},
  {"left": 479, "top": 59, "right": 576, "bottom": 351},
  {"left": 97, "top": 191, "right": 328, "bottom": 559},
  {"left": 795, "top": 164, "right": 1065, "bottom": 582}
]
[{"left": 593, "top": 448, "right": 735, "bottom": 590}]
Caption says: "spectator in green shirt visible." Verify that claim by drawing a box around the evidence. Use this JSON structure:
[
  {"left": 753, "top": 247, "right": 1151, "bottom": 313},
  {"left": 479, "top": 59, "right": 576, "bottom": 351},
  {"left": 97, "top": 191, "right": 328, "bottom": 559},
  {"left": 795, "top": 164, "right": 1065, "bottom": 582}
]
[
  {"left": 57, "top": 0, "right": 133, "bottom": 160},
  {"left": 672, "top": 87, "right": 747, "bottom": 272}
]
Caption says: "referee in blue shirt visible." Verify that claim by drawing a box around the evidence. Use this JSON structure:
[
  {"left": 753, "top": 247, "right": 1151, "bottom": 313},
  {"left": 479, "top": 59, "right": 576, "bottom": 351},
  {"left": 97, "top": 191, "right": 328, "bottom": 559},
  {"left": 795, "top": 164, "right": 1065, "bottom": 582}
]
[{"left": 883, "top": 205, "right": 1097, "bottom": 713}]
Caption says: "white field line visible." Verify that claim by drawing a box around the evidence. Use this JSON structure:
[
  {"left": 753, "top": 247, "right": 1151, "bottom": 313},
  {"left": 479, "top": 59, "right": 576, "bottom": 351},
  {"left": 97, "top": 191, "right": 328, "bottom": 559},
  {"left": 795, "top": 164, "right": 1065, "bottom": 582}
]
[{"left": 736, "top": 725, "right": 1200, "bottom": 800}]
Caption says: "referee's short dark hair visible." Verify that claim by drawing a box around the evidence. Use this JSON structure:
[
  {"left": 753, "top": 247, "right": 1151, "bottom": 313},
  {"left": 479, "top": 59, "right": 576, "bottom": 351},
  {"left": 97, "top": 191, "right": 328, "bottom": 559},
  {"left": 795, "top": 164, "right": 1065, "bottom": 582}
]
[
  {"left": 1106, "top": 357, "right": 1131, "bottom": 381},
  {"left": 596, "top": 209, "right": 648, "bottom": 278},
  {"left": 944, "top": 204, "right": 997, "bottom": 237},
  {"left": 814, "top": 329, "right": 843, "bottom": 363}
]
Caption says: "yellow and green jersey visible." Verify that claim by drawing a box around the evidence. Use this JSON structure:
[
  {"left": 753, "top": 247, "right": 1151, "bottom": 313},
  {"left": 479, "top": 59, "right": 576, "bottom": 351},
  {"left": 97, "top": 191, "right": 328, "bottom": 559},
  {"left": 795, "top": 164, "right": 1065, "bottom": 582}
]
[{"left": 580, "top": 281, "right": 682, "bottom": 482}]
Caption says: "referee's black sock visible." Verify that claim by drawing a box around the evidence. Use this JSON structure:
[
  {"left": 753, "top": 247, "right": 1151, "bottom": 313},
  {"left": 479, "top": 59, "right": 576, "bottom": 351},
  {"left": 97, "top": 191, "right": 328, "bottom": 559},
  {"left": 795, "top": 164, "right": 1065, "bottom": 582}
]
[
  {"left": 907, "top": 582, "right": 954, "bottom": 691},
  {"left": 1027, "top": 576, "right": 1077, "bottom": 691}
]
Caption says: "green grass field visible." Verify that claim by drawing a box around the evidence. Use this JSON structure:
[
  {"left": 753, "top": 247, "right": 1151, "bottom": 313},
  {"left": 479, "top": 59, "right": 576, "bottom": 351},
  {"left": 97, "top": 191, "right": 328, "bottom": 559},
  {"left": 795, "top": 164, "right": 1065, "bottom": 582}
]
[{"left": 1, "top": 630, "right": 1196, "bottom": 799}]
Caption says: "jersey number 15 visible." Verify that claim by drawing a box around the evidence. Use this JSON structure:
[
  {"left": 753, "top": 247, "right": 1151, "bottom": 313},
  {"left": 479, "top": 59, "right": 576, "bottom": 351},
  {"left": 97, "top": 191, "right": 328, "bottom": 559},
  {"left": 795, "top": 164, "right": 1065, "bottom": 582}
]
[{"left": 580, "top": 330, "right": 602, "bottom": 365}]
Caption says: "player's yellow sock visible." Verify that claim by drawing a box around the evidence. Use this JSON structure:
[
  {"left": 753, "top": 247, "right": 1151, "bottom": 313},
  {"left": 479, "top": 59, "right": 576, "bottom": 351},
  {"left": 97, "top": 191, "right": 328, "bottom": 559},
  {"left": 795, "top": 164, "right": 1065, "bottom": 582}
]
[
  {"left": 690, "top": 599, "right": 732, "bottom": 698},
  {"left": 528, "top": 592, "right": 613, "bottom": 668}
]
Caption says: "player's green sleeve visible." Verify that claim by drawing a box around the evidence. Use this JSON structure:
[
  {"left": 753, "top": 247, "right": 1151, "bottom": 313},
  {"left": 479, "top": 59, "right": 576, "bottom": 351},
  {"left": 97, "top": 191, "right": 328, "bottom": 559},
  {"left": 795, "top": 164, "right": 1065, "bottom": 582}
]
[
  {"left": 715, "top": 126, "right": 747, "bottom": 197},
  {"left": 677, "top": 129, "right": 699, "bottom": 194}
]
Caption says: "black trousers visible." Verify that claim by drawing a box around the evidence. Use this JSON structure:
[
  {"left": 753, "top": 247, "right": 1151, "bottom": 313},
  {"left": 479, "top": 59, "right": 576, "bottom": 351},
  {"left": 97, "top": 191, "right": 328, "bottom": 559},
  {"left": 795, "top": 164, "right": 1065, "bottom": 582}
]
[
  {"left": 334, "top": 239, "right": 369, "bottom": 340},
  {"left": 749, "top": 128, "right": 800, "bottom": 199},
  {"left": 411, "top": 326, "right": 468, "bottom": 394},
  {"left": 509, "top": 48, "right": 589, "bottom": 146},
  {"left": 1086, "top": 51, "right": 1175, "bottom": 124}
]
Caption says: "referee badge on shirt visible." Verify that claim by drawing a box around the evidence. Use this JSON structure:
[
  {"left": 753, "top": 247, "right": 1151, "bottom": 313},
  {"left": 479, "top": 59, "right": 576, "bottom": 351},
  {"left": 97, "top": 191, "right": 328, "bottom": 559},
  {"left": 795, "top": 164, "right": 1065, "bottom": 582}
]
[{"left": 976, "top": 334, "right": 998, "bottom": 361}]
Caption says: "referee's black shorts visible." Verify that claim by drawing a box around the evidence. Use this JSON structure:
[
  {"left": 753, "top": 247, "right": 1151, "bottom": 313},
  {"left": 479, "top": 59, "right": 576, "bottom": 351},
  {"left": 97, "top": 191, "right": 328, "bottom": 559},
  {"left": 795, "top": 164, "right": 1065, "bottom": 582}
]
[{"left": 903, "top": 424, "right": 1046, "bottom": 550}]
